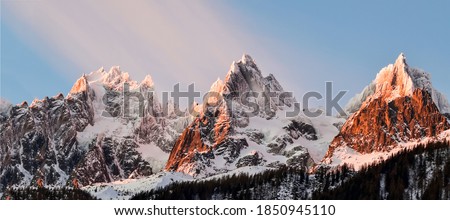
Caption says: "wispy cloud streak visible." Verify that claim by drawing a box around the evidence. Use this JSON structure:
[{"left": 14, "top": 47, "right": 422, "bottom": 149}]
[{"left": 3, "top": 0, "right": 273, "bottom": 92}]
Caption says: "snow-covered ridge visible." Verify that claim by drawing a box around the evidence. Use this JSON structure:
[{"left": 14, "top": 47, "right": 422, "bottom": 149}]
[
  {"left": 327, "top": 129, "right": 450, "bottom": 170},
  {"left": 0, "top": 63, "right": 196, "bottom": 189},
  {"left": 72, "top": 65, "right": 192, "bottom": 168},
  {"left": 69, "top": 66, "right": 155, "bottom": 95},
  {"left": 345, "top": 53, "right": 450, "bottom": 115},
  {"left": 165, "top": 53, "right": 345, "bottom": 178}
]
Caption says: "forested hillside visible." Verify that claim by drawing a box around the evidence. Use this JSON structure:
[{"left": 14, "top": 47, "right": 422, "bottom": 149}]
[{"left": 132, "top": 141, "right": 450, "bottom": 200}]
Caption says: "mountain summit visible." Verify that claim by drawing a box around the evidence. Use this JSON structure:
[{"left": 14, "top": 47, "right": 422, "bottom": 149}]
[
  {"left": 345, "top": 53, "right": 450, "bottom": 115},
  {"left": 324, "top": 54, "right": 450, "bottom": 167}
]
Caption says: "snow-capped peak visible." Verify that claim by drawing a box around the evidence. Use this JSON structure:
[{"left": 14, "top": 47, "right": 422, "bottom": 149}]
[
  {"left": 224, "top": 54, "right": 260, "bottom": 80},
  {"left": 97, "top": 66, "right": 105, "bottom": 73},
  {"left": 395, "top": 52, "right": 407, "bottom": 66},
  {"left": 101, "top": 66, "right": 137, "bottom": 89},
  {"left": 107, "top": 66, "right": 121, "bottom": 77},
  {"left": 373, "top": 52, "right": 415, "bottom": 101},
  {"left": 227, "top": 61, "right": 240, "bottom": 75},
  {"left": 30, "top": 98, "right": 45, "bottom": 108},
  {"left": 19, "top": 101, "right": 28, "bottom": 108},
  {"left": 69, "top": 75, "right": 89, "bottom": 94},
  {"left": 140, "top": 75, "right": 154, "bottom": 88},
  {"left": 209, "top": 78, "right": 225, "bottom": 94},
  {"left": 241, "top": 53, "right": 254, "bottom": 64},
  {"left": 81, "top": 66, "right": 141, "bottom": 91},
  {"left": 345, "top": 53, "right": 450, "bottom": 115},
  {"left": 54, "top": 93, "right": 64, "bottom": 100}
]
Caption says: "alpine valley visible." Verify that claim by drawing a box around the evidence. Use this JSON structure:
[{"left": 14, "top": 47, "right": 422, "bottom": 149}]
[{"left": 1, "top": 54, "right": 449, "bottom": 200}]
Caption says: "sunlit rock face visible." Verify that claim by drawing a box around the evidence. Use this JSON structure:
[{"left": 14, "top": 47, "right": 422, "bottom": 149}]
[{"left": 324, "top": 54, "right": 450, "bottom": 165}]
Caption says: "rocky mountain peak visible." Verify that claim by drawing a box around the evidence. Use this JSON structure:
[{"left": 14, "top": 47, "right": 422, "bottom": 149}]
[
  {"left": 209, "top": 78, "right": 225, "bottom": 94},
  {"left": 345, "top": 53, "right": 450, "bottom": 115},
  {"left": 69, "top": 75, "right": 90, "bottom": 94},
  {"left": 324, "top": 55, "right": 450, "bottom": 166},
  {"left": 101, "top": 66, "right": 137, "bottom": 90},
  {"left": 140, "top": 75, "right": 154, "bottom": 89},
  {"left": 221, "top": 54, "right": 286, "bottom": 110},
  {"left": 19, "top": 101, "right": 28, "bottom": 108},
  {"left": 223, "top": 54, "right": 264, "bottom": 93},
  {"left": 394, "top": 52, "right": 407, "bottom": 66},
  {"left": 373, "top": 53, "right": 415, "bottom": 102},
  {"left": 165, "top": 54, "right": 326, "bottom": 177},
  {"left": 241, "top": 53, "right": 254, "bottom": 64}
]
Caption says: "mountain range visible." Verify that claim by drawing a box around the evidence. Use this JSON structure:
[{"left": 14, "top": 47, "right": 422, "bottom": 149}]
[{"left": 1, "top": 53, "right": 449, "bottom": 199}]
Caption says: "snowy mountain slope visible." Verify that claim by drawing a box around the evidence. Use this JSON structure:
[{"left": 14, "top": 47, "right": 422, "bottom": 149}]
[
  {"left": 82, "top": 166, "right": 271, "bottom": 200},
  {"left": 345, "top": 53, "right": 450, "bottom": 115},
  {"left": 87, "top": 138, "right": 450, "bottom": 200},
  {"left": 83, "top": 171, "right": 194, "bottom": 200},
  {"left": 326, "top": 132, "right": 450, "bottom": 170},
  {"left": 82, "top": 110, "right": 344, "bottom": 199}
]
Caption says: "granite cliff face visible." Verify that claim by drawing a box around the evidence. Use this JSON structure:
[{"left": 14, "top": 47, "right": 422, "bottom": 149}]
[
  {"left": 326, "top": 89, "right": 449, "bottom": 157},
  {"left": 0, "top": 67, "right": 190, "bottom": 189},
  {"left": 0, "top": 77, "right": 95, "bottom": 188}
]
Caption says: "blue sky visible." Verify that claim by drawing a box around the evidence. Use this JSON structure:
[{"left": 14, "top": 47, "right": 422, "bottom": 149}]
[{"left": 1, "top": 0, "right": 449, "bottom": 106}]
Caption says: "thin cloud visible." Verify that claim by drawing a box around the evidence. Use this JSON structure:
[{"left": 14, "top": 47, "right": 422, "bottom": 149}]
[{"left": 3, "top": 0, "right": 275, "bottom": 93}]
